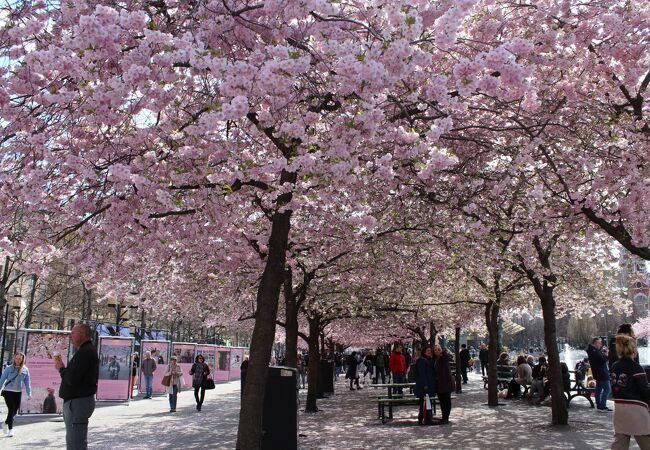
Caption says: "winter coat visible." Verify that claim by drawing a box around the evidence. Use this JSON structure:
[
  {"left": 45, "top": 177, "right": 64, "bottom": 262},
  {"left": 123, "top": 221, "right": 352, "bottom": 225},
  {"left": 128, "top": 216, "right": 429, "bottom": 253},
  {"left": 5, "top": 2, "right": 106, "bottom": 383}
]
[
  {"left": 515, "top": 363, "right": 533, "bottom": 385},
  {"left": 586, "top": 344, "right": 609, "bottom": 381},
  {"left": 164, "top": 363, "right": 183, "bottom": 394},
  {"left": 459, "top": 349, "right": 471, "bottom": 369},
  {"left": 414, "top": 356, "right": 436, "bottom": 398},
  {"left": 479, "top": 348, "right": 488, "bottom": 364},
  {"left": 611, "top": 357, "right": 650, "bottom": 436},
  {"left": 346, "top": 355, "right": 359, "bottom": 379},
  {"left": 435, "top": 351, "right": 455, "bottom": 394},
  {"left": 388, "top": 352, "right": 407, "bottom": 375}
]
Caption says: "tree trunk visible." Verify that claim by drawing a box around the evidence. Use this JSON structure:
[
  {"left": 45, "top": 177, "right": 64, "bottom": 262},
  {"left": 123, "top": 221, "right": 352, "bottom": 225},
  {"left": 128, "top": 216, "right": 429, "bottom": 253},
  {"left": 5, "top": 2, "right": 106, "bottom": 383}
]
[
  {"left": 429, "top": 321, "right": 437, "bottom": 346},
  {"left": 485, "top": 300, "right": 500, "bottom": 406},
  {"left": 540, "top": 287, "right": 569, "bottom": 425},
  {"left": 236, "top": 207, "right": 292, "bottom": 450},
  {"left": 454, "top": 326, "right": 462, "bottom": 394},
  {"left": 24, "top": 274, "right": 38, "bottom": 329},
  {"left": 305, "top": 315, "right": 321, "bottom": 412},
  {"left": 283, "top": 268, "right": 298, "bottom": 368}
]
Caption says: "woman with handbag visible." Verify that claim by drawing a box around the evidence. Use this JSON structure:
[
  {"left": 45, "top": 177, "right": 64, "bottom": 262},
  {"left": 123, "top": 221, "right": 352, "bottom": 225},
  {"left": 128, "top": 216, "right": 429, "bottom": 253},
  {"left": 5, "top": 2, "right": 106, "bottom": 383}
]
[
  {"left": 189, "top": 354, "right": 210, "bottom": 411},
  {"left": 0, "top": 352, "right": 32, "bottom": 437},
  {"left": 162, "top": 355, "right": 183, "bottom": 413}
]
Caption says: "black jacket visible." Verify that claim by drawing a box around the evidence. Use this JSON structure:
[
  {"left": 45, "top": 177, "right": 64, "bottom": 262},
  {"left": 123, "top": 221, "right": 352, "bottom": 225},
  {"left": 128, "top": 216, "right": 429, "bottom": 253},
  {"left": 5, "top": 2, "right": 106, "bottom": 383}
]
[
  {"left": 58, "top": 341, "right": 99, "bottom": 401},
  {"left": 459, "top": 349, "right": 471, "bottom": 368},
  {"left": 479, "top": 348, "right": 488, "bottom": 363},
  {"left": 587, "top": 344, "right": 609, "bottom": 381},
  {"left": 611, "top": 357, "right": 650, "bottom": 406}
]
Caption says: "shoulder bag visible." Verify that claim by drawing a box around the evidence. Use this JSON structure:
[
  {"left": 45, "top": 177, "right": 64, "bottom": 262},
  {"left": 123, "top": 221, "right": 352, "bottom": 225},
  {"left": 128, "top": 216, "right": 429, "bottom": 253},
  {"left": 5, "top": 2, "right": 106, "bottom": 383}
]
[{"left": 161, "top": 365, "right": 172, "bottom": 387}]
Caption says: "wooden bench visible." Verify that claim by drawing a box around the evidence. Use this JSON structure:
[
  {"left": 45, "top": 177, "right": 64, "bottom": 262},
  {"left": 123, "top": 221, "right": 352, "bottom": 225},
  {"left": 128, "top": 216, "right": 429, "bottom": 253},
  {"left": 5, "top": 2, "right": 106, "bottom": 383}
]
[
  {"left": 377, "top": 397, "right": 427, "bottom": 423},
  {"left": 375, "top": 395, "right": 456, "bottom": 424},
  {"left": 565, "top": 380, "right": 595, "bottom": 408}
]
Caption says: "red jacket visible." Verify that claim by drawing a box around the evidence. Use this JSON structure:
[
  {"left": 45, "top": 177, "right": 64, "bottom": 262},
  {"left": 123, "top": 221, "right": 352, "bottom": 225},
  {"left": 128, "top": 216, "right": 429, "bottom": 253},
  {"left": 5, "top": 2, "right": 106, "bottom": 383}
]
[{"left": 389, "top": 351, "right": 407, "bottom": 375}]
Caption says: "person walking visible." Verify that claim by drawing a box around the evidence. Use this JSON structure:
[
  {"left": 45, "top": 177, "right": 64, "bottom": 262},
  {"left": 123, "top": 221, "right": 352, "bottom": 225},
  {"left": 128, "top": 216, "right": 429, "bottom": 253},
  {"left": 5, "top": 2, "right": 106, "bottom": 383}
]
[
  {"left": 54, "top": 323, "right": 99, "bottom": 450},
  {"left": 0, "top": 352, "right": 32, "bottom": 437},
  {"left": 164, "top": 355, "right": 183, "bottom": 413},
  {"left": 296, "top": 354, "right": 306, "bottom": 389},
  {"left": 587, "top": 337, "right": 612, "bottom": 412},
  {"left": 140, "top": 351, "right": 157, "bottom": 399},
  {"left": 389, "top": 343, "right": 407, "bottom": 396},
  {"left": 189, "top": 354, "right": 210, "bottom": 411},
  {"left": 434, "top": 344, "right": 454, "bottom": 425},
  {"left": 459, "top": 344, "right": 471, "bottom": 384},
  {"left": 479, "top": 344, "right": 488, "bottom": 377},
  {"left": 415, "top": 346, "right": 437, "bottom": 426},
  {"left": 374, "top": 349, "right": 386, "bottom": 384},
  {"left": 346, "top": 352, "right": 361, "bottom": 390},
  {"left": 130, "top": 352, "right": 139, "bottom": 398},
  {"left": 610, "top": 334, "right": 650, "bottom": 449}
]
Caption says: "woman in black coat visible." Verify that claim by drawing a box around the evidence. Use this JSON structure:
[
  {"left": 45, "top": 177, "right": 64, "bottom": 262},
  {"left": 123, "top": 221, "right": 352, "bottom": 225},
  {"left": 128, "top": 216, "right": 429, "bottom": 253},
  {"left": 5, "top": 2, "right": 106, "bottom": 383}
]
[
  {"left": 434, "top": 344, "right": 455, "bottom": 424},
  {"left": 415, "top": 346, "right": 437, "bottom": 425},
  {"left": 346, "top": 352, "right": 361, "bottom": 390}
]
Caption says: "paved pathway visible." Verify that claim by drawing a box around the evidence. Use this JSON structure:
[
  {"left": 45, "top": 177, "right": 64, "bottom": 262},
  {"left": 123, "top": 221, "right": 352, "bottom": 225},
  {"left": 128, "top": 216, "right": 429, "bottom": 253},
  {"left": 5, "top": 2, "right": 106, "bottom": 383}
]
[{"left": 1, "top": 372, "right": 641, "bottom": 449}]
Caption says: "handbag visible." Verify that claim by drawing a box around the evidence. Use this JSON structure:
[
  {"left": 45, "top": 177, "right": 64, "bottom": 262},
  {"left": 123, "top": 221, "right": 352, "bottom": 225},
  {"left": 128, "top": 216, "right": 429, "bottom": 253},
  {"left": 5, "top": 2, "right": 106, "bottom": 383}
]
[
  {"left": 203, "top": 378, "right": 215, "bottom": 390},
  {"left": 424, "top": 394, "right": 432, "bottom": 411},
  {"left": 161, "top": 374, "right": 171, "bottom": 387}
]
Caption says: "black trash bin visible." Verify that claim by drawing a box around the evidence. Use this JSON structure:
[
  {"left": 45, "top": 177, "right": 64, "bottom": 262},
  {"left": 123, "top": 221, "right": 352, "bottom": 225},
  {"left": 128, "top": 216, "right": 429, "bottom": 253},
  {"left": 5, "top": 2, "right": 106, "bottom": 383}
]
[
  {"left": 240, "top": 366, "right": 298, "bottom": 449},
  {"left": 261, "top": 366, "right": 298, "bottom": 450},
  {"left": 319, "top": 359, "right": 335, "bottom": 394}
]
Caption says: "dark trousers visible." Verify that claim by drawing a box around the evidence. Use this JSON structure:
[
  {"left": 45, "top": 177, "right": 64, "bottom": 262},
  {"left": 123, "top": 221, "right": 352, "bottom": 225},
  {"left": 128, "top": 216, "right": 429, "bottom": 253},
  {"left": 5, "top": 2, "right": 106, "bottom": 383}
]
[
  {"left": 63, "top": 395, "right": 95, "bottom": 450},
  {"left": 2, "top": 391, "right": 21, "bottom": 429},
  {"left": 461, "top": 365, "right": 468, "bottom": 383},
  {"left": 374, "top": 367, "right": 386, "bottom": 384},
  {"left": 437, "top": 391, "right": 452, "bottom": 420},
  {"left": 393, "top": 373, "right": 406, "bottom": 395},
  {"left": 349, "top": 376, "right": 360, "bottom": 389},
  {"left": 194, "top": 386, "right": 206, "bottom": 406},
  {"left": 481, "top": 361, "right": 488, "bottom": 376}
]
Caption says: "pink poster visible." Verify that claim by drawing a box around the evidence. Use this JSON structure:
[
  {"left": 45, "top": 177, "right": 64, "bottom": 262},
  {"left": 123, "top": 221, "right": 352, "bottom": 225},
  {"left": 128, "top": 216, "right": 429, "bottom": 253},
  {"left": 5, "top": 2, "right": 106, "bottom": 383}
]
[
  {"left": 215, "top": 347, "right": 231, "bottom": 382},
  {"left": 229, "top": 348, "right": 245, "bottom": 380},
  {"left": 171, "top": 343, "right": 196, "bottom": 388},
  {"left": 196, "top": 345, "right": 216, "bottom": 381},
  {"left": 139, "top": 341, "right": 170, "bottom": 395},
  {"left": 20, "top": 331, "right": 71, "bottom": 414},
  {"left": 97, "top": 337, "right": 133, "bottom": 401}
]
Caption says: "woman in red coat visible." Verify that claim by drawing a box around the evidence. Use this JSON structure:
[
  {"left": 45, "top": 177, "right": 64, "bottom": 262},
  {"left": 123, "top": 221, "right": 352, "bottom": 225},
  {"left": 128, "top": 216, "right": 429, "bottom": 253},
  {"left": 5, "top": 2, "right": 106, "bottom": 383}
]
[{"left": 389, "top": 343, "right": 407, "bottom": 395}]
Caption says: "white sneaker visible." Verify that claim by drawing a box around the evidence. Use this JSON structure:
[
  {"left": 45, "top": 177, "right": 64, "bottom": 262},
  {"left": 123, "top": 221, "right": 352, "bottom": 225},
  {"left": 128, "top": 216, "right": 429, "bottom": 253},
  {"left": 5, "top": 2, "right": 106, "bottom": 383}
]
[{"left": 7, "top": 429, "right": 13, "bottom": 437}]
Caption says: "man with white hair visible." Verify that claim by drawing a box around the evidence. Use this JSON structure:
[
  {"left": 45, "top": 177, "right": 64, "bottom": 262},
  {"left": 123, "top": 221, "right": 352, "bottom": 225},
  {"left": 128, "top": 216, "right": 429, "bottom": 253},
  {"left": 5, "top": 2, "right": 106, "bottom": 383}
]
[{"left": 54, "top": 324, "right": 99, "bottom": 450}]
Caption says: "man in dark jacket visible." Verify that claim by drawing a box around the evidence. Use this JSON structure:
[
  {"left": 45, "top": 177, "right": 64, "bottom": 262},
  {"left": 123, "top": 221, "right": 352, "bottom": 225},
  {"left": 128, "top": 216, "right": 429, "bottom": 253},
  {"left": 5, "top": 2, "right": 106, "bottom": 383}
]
[
  {"left": 459, "top": 344, "right": 471, "bottom": 384},
  {"left": 54, "top": 323, "right": 99, "bottom": 450},
  {"left": 479, "top": 344, "right": 488, "bottom": 377},
  {"left": 587, "top": 337, "right": 611, "bottom": 412}
]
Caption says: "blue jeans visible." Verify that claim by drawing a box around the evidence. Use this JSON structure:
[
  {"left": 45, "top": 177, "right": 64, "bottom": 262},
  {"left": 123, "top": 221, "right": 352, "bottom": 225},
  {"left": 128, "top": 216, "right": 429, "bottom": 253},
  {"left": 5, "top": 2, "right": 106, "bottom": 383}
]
[
  {"left": 144, "top": 375, "right": 154, "bottom": 397},
  {"left": 595, "top": 379, "right": 611, "bottom": 409},
  {"left": 168, "top": 385, "right": 178, "bottom": 410}
]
